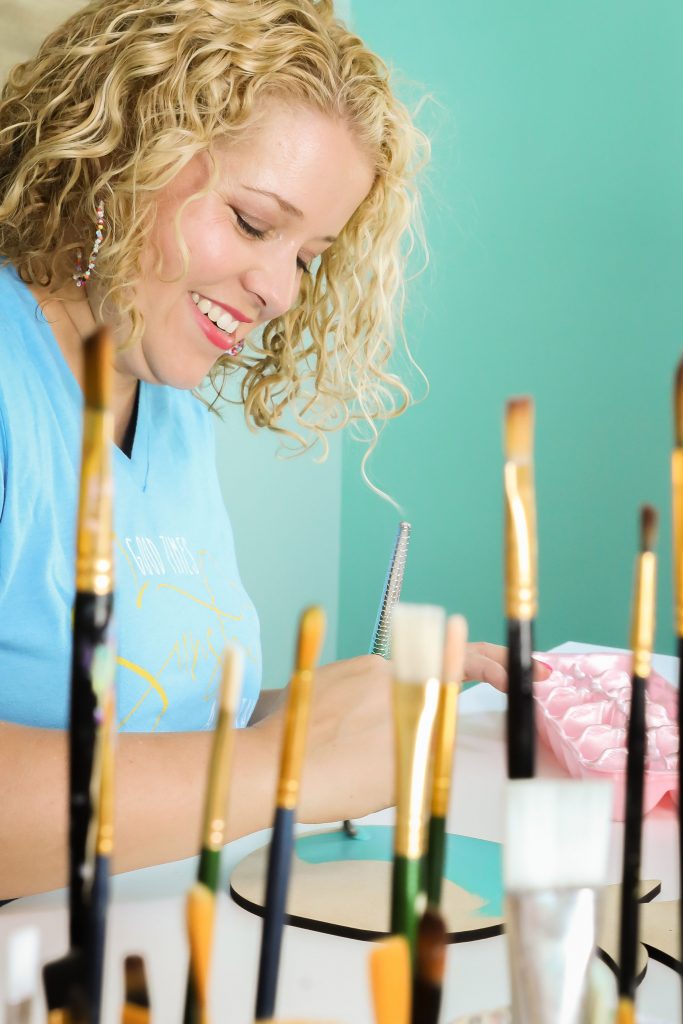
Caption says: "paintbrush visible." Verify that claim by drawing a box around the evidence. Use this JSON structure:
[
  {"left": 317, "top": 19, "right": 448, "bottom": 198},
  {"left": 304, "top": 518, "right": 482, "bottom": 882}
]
[
  {"left": 411, "top": 906, "right": 447, "bottom": 1024},
  {"left": 617, "top": 505, "right": 658, "bottom": 1023},
  {"left": 121, "top": 954, "right": 151, "bottom": 1024},
  {"left": 503, "top": 396, "right": 538, "bottom": 780},
  {"left": 505, "top": 778, "right": 613, "bottom": 1023},
  {"left": 671, "top": 356, "right": 683, "bottom": 1023},
  {"left": 5, "top": 926, "right": 40, "bottom": 1024},
  {"left": 254, "top": 606, "right": 326, "bottom": 1021},
  {"left": 425, "top": 614, "right": 468, "bottom": 907},
  {"left": 83, "top": 670, "right": 117, "bottom": 1024},
  {"left": 187, "top": 882, "right": 215, "bottom": 1024},
  {"left": 344, "top": 520, "right": 412, "bottom": 839},
  {"left": 183, "top": 645, "right": 243, "bottom": 1024},
  {"left": 369, "top": 935, "right": 411, "bottom": 1024},
  {"left": 43, "top": 325, "right": 115, "bottom": 1024},
  {"left": 390, "top": 603, "right": 445, "bottom": 960}
]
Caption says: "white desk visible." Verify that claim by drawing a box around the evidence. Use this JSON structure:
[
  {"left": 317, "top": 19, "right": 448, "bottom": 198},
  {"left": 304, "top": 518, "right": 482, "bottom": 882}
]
[{"left": 1, "top": 643, "right": 680, "bottom": 1023}]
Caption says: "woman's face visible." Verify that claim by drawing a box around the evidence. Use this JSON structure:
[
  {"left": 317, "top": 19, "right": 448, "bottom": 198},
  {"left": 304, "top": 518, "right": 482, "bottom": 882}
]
[{"left": 112, "top": 101, "right": 375, "bottom": 390}]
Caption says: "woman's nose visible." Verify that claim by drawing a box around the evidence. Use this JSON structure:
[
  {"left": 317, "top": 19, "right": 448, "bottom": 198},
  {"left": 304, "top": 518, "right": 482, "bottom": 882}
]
[{"left": 242, "top": 250, "right": 301, "bottom": 320}]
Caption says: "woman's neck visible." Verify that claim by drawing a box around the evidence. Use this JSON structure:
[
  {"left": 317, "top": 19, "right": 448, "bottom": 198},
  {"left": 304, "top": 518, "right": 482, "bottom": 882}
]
[{"left": 28, "top": 279, "right": 139, "bottom": 449}]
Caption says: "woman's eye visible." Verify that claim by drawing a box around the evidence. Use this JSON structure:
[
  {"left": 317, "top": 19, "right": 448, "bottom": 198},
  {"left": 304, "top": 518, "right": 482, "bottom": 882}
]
[
  {"left": 234, "top": 208, "right": 311, "bottom": 274},
  {"left": 234, "top": 211, "right": 266, "bottom": 239}
]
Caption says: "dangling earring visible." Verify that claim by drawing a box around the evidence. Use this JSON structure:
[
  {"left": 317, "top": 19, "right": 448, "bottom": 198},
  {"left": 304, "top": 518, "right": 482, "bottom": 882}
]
[{"left": 73, "top": 199, "right": 105, "bottom": 288}]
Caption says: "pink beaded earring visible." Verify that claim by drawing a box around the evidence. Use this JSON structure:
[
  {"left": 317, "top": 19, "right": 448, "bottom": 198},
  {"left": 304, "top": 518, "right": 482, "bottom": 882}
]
[{"left": 73, "top": 200, "right": 105, "bottom": 288}]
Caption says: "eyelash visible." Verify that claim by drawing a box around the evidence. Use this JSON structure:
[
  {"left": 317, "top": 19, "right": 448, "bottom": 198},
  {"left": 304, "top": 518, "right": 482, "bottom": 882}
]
[{"left": 234, "top": 211, "right": 311, "bottom": 274}]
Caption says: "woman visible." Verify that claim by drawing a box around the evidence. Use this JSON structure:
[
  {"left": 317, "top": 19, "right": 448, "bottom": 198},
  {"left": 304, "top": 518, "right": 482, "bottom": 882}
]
[{"left": 0, "top": 0, "right": 511, "bottom": 898}]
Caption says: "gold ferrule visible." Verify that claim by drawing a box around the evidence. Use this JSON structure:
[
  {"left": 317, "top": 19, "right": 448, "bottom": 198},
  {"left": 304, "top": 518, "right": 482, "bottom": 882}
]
[
  {"left": 430, "top": 682, "right": 460, "bottom": 817},
  {"left": 672, "top": 449, "right": 683, "bottom": 633},
  {"left": 277, "top": 668, "right": 314, "bottom": 810},
  {"left": 201, "top": 708, "right": 235, "bottom": 851},
  {"left": 393, "top": 677, "right": 441, "bottom": 859},
  {"left": 96, "top": 689, "right": 115, "bottom": 856},
  {"left": 76, "top": 408, "right": 114, "bottom": 595},
  {"left": 504, "top": 461, "right": 538, "bottom": 621},
  {"left": 630, "top": 550, "right": 657, "bottom": 681}
]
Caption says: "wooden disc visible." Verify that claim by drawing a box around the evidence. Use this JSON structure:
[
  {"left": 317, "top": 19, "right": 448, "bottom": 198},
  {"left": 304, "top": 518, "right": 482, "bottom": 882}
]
[{"left": 230, "top": 826, "right": 504, "bottom": 942}]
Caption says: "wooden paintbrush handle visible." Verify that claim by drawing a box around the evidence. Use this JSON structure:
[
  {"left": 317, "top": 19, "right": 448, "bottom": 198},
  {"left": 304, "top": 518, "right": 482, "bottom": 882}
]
[
  {"left": 391, "top": 855, "right": 424, "bottom": 960},
  {"left": 197, "top": 846, "right": 221, "bottom": 894},
  {"left": 618, "top": 673, "right": 647, "bottom": 1000},
  {"left": 255, "top": 807, "right": 295, "bottom": 1020},
  {"left": 425, "top": 815, "right": 446, "bottom": 908},
  {"left": 506, "top": 619, "right": 535, "bottom": 779}
]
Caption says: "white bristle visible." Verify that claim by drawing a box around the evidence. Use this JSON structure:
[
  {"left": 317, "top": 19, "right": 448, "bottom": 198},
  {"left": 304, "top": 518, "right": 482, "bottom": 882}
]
[
  {"left": 6, "top": 926, "right": 39, "bottom": 1005},
  {"left": 391, "top": 603, "right": 446, "bottom": 682},
  {"left": 504, "top": 779, "right": 613, "bottom": 891}
]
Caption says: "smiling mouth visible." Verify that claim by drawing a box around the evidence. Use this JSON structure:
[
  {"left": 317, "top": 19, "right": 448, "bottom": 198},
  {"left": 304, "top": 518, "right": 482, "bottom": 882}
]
[{"left": 191, "top": 292, "right": 241, "bottom": 336}]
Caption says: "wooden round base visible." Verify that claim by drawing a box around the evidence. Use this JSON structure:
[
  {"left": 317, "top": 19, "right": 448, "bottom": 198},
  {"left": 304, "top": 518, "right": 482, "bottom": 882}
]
[
  {"left": 230, "top": 827, "right": 503, "bottom": 943},
  {"left": 230, "top": 826, "right": 669, "bottom": 989}
]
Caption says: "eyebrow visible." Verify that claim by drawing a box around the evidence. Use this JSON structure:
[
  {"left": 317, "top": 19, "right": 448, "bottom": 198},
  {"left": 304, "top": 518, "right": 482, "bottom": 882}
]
[{"left": 241, "top": 185, "right": 337, "bottom": 244}]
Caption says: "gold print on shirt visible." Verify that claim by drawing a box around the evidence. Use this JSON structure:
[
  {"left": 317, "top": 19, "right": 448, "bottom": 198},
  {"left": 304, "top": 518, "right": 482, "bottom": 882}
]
[{"left": 114, "top": 534, "right": 254, "bottom": 731}]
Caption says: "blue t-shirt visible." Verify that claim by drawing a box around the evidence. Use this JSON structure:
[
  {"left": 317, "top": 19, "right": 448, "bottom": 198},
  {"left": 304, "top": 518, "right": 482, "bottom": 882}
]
[{"left": 0, "top": 264, "right": 261, "bottom": 731}]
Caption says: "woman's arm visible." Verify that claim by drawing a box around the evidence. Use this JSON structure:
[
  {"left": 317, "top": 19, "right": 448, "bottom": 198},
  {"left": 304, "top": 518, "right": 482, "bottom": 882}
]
[
  {"left": 0, "top": 720, "right": 280, "bottom": 899},
  {"left": 0, "top": 644, "right": 517, "bottom": 898}
]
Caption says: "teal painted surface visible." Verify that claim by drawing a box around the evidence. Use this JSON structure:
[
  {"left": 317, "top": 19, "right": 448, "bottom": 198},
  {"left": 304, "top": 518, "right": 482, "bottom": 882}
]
[
  {"left": 340, "top": 3, "right": 683, "bottom": 662},
  {"left": 296, "top": 825, "right": 503, "bottom": 916}
]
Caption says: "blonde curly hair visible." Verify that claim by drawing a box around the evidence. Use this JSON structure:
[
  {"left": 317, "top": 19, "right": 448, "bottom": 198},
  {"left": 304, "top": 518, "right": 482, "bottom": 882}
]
[{"left": 0, "top": 0, "right": 428, "bottom": 456}]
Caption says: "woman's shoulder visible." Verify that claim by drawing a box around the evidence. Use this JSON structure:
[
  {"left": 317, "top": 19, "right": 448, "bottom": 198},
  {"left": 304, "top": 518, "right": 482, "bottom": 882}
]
[{"left": 0, "top": 263, "right": 44, "bottom": 359}]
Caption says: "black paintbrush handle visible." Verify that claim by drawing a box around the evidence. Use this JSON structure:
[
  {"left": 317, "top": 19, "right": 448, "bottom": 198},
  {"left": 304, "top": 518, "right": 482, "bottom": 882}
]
[
  {"left": 255, "top": 806, "right": 294, "bottom": 1021},
  {"left": 506, "top": 619, "right": 535, "bottom": 779},
  {"left": 69, "top": 590, "right": 113, "bottom": 949},
  {"left": 86, "top": 852, "right": 109, "bottom": 1024},
  {"left": 678, "top": 637, "right": 683, "bottom": 1014},
  {"left": 618, "top": 673, "right": 647, "bottom": 1000},
  {"left": 411, "top": 977, "right": 442, "bottom": 1024}
]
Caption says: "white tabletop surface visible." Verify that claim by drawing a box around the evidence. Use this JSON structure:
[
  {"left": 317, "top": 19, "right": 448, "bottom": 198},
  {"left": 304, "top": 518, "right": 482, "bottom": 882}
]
[{"left": 1, "top": 642, "right": 680, "bottom": 1023}]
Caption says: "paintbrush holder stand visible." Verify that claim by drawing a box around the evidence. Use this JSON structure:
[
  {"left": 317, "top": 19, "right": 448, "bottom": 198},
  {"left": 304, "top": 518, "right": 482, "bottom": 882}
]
[{"left": 533, "top": 652, "right": 678, "bottom": 819}]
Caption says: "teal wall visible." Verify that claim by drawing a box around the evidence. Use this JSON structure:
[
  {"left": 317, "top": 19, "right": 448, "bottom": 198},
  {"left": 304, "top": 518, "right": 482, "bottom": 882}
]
[
  {"left": 214, "top": 398, "right": 341, "bottom": 688},
  {"left": 339, "top": 2, "right": 683, "bottom": 659}
]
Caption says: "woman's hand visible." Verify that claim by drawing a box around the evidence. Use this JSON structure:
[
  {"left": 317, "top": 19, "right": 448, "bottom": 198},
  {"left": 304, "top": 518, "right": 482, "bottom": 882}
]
[
  {"left": 463, "top": 642, "right": 552, "bottom": 691},
  {"left": 251, "top": 643, "right": 552, "bottom": 827}
]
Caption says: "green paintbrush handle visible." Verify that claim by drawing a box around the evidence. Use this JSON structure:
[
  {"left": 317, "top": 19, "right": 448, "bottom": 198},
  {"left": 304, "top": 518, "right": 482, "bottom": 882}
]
[
  {"left": 391, "top": 854, "right": 424, "bottom": 959},
  {"left": 197, "top": 845, "right": 220, "bottom": 893},
  {"left": 426, "top": 815, "right": 446, "bottom": 907}
]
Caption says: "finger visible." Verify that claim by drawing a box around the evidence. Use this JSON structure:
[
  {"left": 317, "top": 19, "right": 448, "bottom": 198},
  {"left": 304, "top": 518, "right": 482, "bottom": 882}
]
[
  {"left": 532, "top": 656, "right": 552, "bottom": 680},
  {"left": 462, "top": 653, "right": 508, "bottom": 692},
  {"left": 467, "top": 642, "right": 507, "bottom": 668}
]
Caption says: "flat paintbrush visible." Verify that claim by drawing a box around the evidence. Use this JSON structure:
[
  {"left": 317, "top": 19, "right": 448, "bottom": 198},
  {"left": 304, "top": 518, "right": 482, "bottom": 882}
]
[
  {"left": 5, "top": 926, "right": 40, "bottom": 1024},
  {"left": 121, "top": 954, "right": 151, "bottom": 1024},
  {"left": 390, "top": 603, "right": 445, "bottom": 960},
  {"left": 344, "top": 520, "right": 411, "bottom": 839},
  {"left": 503, "top": 396, "right": 538, "bottom": 780},
  {"left": 425, "top": 614, "right": 468, "bottom": 907},
  {"left": 83, "top": 667, "right": 116, "bottom": 1024},
  {"left": 254, "top": 606, "right": 326, "bottom": 1021},
  {"left": 183, "top": 646, "right": 243, "bottom": 1024},
  {"left": 617, "top": 505, "right": 658, "bottom": 1023},
  {"left": 43, "top": 325, "right": 115, "bottom": 1024},
  {"left": 369, "top": 935, "right": 411, "bottom": 1024},
  {"left": 671, "top": 356, "right": 683, "bottom": 1023}
]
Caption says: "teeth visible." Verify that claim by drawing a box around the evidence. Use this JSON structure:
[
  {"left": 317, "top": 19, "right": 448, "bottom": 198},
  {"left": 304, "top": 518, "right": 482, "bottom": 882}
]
[
  {"left": 216, "top": 312, "right": 236, "bottom": 332},
  {"left": 191, "top": 293, "right": 239, "bottom": 335}
]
